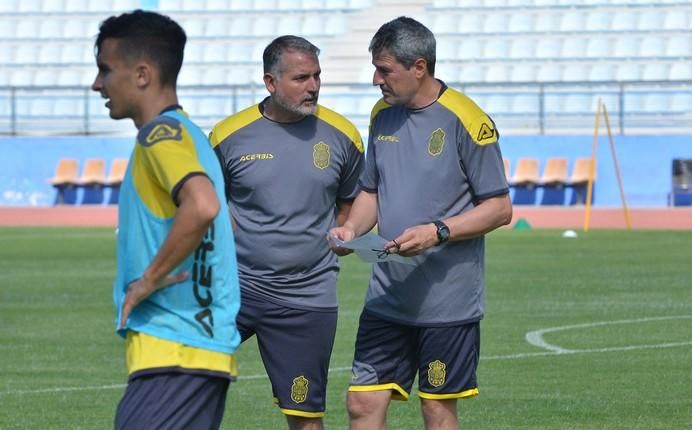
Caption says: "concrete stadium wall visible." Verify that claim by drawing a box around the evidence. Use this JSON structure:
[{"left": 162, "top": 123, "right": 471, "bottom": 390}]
[{"left": 0, "top": 134, "right": 690, "bottom": 207}]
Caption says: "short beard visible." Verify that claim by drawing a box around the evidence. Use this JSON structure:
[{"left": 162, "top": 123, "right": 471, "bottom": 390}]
[{"left": 273, "top": 92, "right": 317, "bottom": 116}]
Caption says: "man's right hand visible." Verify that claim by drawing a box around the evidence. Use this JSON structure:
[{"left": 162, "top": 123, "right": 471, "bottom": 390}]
[{"left": 327, "top": 226, "right": 355, "bottom": 256}]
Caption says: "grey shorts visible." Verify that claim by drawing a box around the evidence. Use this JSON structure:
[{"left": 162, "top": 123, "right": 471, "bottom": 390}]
[
  {"left": 237, "top": 290, "right": 338, "bottom": 417},
  {"left": 115, "top": 371, "right": 230, "bottom": 430},
  {"left": 349, "top": 310, "right": 481, "bottom": 400}
]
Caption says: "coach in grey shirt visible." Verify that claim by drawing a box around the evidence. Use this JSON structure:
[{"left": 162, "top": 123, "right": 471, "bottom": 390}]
[
  {"left": 211, "top": 36, "right": 363, "bottom": 430},
  {"left": 329, "top": 17, "right": 512, "bottom": 430}
]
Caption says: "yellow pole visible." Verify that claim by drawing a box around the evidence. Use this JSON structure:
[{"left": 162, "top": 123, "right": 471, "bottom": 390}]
[
  {"left": 584, "top": 98, "right": 600, "bottom": 232},
  {"left": 601, "top": 103, "right": 632, "bottom": 229}
]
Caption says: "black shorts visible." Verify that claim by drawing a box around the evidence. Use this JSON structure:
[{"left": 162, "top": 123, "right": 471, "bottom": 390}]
[
  {"left": 237, "top": 291, "right": 338, "bottom": 417},
  {"left": 349, "top": 310, "right": 480, "bottom": 401},
  {"left": 115, "top": 372, "right": 229, "bottom": 430}
]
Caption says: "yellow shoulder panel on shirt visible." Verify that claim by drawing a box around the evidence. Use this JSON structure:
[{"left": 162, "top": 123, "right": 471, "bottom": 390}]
[
  {"left": 370, "top": 98, "right": 391, "bottom": 122},
  {"left": 209, "top": 104, "right": 263, "bottom": 148},
  {"left": 438, "top": 87, "right": 498, "bottom": 146},
  {"left": 315, "top": 104, "right": 364, "bottom": 153}
]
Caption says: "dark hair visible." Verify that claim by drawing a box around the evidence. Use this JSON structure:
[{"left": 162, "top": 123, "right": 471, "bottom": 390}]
[
  {"left": 95, "top": 9, "right": 186, "bottom": 87},
  {"left": 263, "top": 35, "right": 320, "bottom": 75},
  {"left": 369, "top": 16, "right": 436, "bottom": 75}
]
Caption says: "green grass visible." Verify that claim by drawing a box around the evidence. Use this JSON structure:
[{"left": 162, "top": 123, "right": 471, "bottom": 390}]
[{"left": 1, "top": 228, "right": 691, "bottom": 429}]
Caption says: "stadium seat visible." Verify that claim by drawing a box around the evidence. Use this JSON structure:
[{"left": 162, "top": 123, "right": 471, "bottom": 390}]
[
  {"left": 641, "top": 63, "right": 669, "bottom": 81},
  {"left": 509, "top": 39, "right": 534, "bottom": 59},
  {"left": 639, "top": 37, "right": 665, "bottom": 58},
  {"left": 540, "top": 157, "right": 568, "bottom": 205},
  {"left": 50, "top": 158, "right": 80, "bottom": 205},
  {"left": 562, "top": 38, "right": 586, "bottom": 58},
  {"left": 511, "top": 158, "right": 540, "bottom": 205},
  {"left": 78, "top": 158, "right": 107, "bottom": 204},
  {"left": 662, "top": 9, "right": 688, "bottom": 29},
  {"left": 589, "top": 64, "right": 615, "bottom": 81},
  {"left": 666, "top": 36, "right": 690, "bottom": 57},
  {"left": 509, "top": 64, "right": 535, "bottom": 82},
  {"left": 669, "top": 63, "right": 692, "bottom": 81},
  {"left": 569, "top": 157, "right": 596, "bottom": 205},
  {"left": 585, "top": 37, "right": 611, "bottom": 58},
  {"left": 584, "top": 11, "right": 611, "bottom": 31},
  {"left": 616, "top": 63, "right": 641, "bottom": 81},
  {"left": 507, "top": 12, "right": 533, "bottom": 33},
  {"left": 613, "top": 37, "right": 637, "bottom": 58},
  {"left": 511, "top": 158, "right": 540, "bottom": 186},
  {"left": 541, "top": 157, "right": 568, "bottom": 184},
  {"left": 105, "top": 158, "right": 128, "bottom": 204},
  {"left": 611, "top": 11, "right": 636, "bottom": 31},
  {"left": 78, "top": 158, "right": 106, "bottom": 185},
  {"left": 636, "top": 9, "right": 663, "bottom": 30}
]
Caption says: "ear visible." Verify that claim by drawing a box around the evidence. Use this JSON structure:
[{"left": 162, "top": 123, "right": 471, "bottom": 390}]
[
  {"left": 412, "top": 58, "right": 429, "bottom": 79},
  {"left": 263, "top": 72, "right": 276, "bottom": 94},
  {"left": 135, "top": 62, "right": 153, "bottom": 88}
]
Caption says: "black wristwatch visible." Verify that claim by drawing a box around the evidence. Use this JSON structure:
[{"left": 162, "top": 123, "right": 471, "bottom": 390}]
[{"left": 433, "top": 220, "right": 450, "bottom": 245}]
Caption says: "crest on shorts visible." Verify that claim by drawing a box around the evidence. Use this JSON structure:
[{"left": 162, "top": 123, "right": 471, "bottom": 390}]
[
  {"left": 313, "top": 141, "right": 330, "bottom": 169},
  {"left": 291, "top": 375, "right": 309, "bottom": 403},
  {"left": 428, "top": 360, "right": 446, "bottom": 387},
  {"left": 427, "top": 128, "right": 445, "bottom": 156}
]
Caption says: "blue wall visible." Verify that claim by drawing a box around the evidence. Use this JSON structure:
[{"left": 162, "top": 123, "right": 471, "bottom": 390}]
[{"left": 0, "top": 135, "right": 690, "bottom": 207}]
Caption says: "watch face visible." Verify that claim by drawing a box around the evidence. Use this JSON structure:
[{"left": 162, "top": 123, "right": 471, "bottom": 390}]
[{"left": 436, "top": 221, "right": 449, "bottom": 243}]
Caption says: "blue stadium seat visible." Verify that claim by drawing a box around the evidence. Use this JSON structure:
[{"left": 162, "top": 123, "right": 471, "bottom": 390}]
[
  {"left": 669, "top": 63, "right": 692, "bottom": 81},
  {"left": 585, "top": 37, "right": 611, "bottom": 58},
  {"left": 562, "top": 38, "right": 586, "bottom": 58},
  {"left": 509, "top": 39, "right": 534, "bottom": 59},
  {"left": 613, "top": 37, "right": 637, "bottom": 58},
  {"left": 662, "top": 9, "right": 688, "bottom": 29},
  {"left": 535, "top": 38, "right": 560, "bottom": 59},
  {"left": 611, "top": 11, "right": 636, "bottom": 30},
  {"left": 507, "top": 12, "right": 532, "bottom": 33},
  {"left": 484, "top": 39, "right": 509, "bottom": 59},
  {"left": 560, "top": 11, "right": 585, "bottom": 32},
  {"left": 616, "top": 63, "right": 641, "bottom": 81},
  {"left": 589, "top": 64, "right": 615, "bottom": 81},
  {"left": 641, "top": 63, "right": 669, "bottom": 81},
  {"left": 584, "top": 11, "right": 611, "bottom": 31},
  {"left": 636, "top": 9, "right": 663, "bottom": 30},
  {"left": 510, "top": 64, "right": 536, "bottom": 82},
  {"left": 639, "top": 37, "right": 665, "bottom": 58},
  {"left": 666, "top": 36, "right": 690, "bottom": 57}
]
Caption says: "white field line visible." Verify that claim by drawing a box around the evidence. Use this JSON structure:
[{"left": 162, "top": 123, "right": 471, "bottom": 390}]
[
  {"left": 525, "top": 315, "right": 692, "bottom": 353},
  {"left": 3, "top": 316, "right": 691, "bottom": 397}
]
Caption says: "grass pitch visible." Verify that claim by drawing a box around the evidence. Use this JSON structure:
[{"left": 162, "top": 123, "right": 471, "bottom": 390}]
[{"left": 0, "top": 227, "right": 690, "bottom": 429}]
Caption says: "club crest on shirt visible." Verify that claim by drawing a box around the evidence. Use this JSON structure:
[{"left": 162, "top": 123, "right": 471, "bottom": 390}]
[
  {"left": 428, "top": 128, "right": 446, "bottom": 156},
  {"left": 290, "top": 375, "right": 309, "bottom": 403},
  {"left": 146, "top": 123, "right": 181, "bottom": 145},
  {"left": 428, "top": 360, "right": 446, "bottom": 387},
  {"left": 313, "top": 141, "right": 330, "bottom": 169}
]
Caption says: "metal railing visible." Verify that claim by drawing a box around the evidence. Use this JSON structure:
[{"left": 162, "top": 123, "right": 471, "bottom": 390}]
[{"left": 0, "top": 80, "right": 690, "bottom": 136}]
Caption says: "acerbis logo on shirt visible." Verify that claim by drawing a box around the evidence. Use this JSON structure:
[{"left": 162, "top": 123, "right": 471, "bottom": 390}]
[{"left": 239, "top": 153, "right": 274, "bottom": 162}]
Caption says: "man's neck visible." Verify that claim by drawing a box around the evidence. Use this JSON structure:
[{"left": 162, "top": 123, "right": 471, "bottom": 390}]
[
  {"left": 407, "top": 77, "right": 442, "bottom": 110},
  {"left": 134, "top": 88, "right": 179, "bottom": 129}
]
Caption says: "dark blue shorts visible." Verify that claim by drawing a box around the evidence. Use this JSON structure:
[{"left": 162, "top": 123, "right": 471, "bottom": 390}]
[
  {"left": 237, "top": 291, "right": 338, "bottom": 417},
  {"left": 115, "top": 372, "right": 229, "bottom": 430},
  {"left": 349, "top": 310, "right": 480, "bottom": 401}
]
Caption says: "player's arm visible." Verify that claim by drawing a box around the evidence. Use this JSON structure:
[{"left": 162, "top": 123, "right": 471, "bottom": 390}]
[
  {"left": 390, "top": 193, "right": 512, "bottom": 257},
  {"left": 328, "top": 190, "right": 378, "bottom": 255},
  {"left": 335, "top": 198, "right": 353, "bottom": 227},
  {"left": 119, "top": 175, "right": 220, "bottom": 328}
]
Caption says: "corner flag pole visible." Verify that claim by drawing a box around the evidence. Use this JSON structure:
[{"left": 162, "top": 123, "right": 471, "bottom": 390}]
[
  {"left": 601, "top": 103, "right": 632, "bottom": 229},
  {"left": 584, "top": 98, "right": 600, "bottom": 232}
]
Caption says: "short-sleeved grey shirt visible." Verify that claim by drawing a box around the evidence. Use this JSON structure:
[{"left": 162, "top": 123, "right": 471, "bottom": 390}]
[
  {"left": 211, "top": 100, "right": 364, "bottom": 310},
  {"left": 359, "top": 83, "right": 508, "bottom": 325}
]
